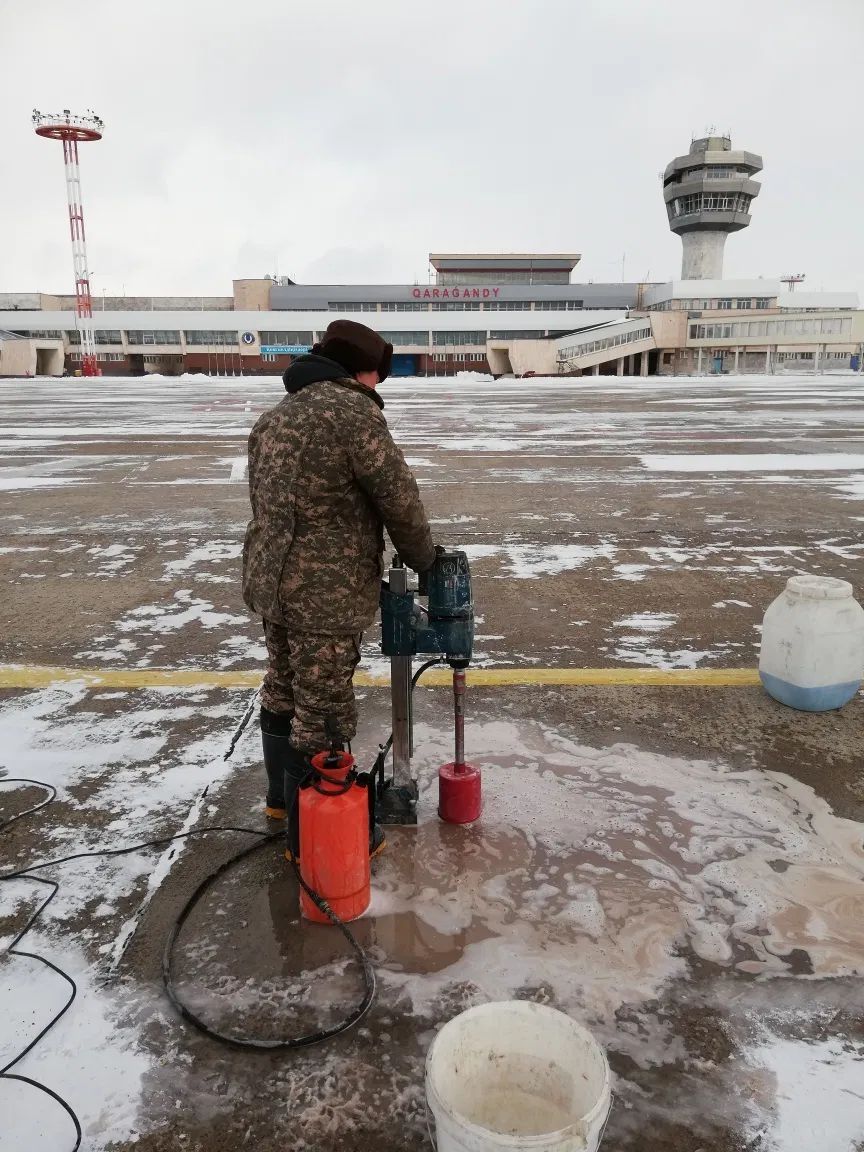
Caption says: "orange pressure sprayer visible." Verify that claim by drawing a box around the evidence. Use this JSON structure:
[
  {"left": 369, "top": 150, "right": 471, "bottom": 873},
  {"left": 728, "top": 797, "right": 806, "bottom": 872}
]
[{"left": 298, "top": 747, "right": 370, "bottom": 924}]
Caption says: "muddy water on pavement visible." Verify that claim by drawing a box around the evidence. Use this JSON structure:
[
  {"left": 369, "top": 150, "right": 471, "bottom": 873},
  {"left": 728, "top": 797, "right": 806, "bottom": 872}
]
[{"left": 170, "top": 717, "right": 864, "bottom": 1038}]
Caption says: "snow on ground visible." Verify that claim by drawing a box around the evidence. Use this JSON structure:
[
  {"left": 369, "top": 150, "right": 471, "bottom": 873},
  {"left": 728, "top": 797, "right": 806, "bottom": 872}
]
[
  {"left": 0, "top": 477, "right": 82, "bottom": 491},
  {"left": 614, "top": 612, "right": 677, "bottom": 632},
  {"left": 161, "top": 541, "right": 243, "bottom": 579},
  {"left": 0, "top": 947, "right": 152, "bottom": 1152},
  {"left": 743, "top": 1035, "right": 864, "bottom": 1150},
  {"left": 0, "top": 684, "right": 257, "bottom": 1150},
  {"left": 641, "top": 453, "right": 864, "bottom": 473}
]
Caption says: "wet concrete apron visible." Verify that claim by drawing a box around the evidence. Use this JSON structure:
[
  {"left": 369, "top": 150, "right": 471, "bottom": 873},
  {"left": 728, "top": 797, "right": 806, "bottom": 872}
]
[
  {"left": 109, "top": 698, "right": 864, "bottom": 1152},
  {"left": 1, "top": 375, "right": 863, "bottom": 1150}
]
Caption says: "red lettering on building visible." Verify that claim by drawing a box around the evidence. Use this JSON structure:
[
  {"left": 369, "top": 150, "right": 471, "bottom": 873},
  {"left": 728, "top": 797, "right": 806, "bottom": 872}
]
[{"left": 411, "top": 285, "right": 502, "bottom": 301}]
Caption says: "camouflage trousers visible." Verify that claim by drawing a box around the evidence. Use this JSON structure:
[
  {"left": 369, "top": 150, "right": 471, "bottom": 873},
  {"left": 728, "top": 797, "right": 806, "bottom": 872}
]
[{"left": 260, "top": 622, "right": 362, "bottom": 753}]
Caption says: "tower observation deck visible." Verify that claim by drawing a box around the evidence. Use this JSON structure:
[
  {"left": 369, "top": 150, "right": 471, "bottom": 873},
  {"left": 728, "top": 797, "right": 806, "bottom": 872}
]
[{"left": 663, "top": 135, "right": 762, "bottom": 280}]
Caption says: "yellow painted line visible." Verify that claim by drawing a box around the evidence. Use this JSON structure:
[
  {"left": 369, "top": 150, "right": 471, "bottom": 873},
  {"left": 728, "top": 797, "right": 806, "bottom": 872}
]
[
  {"left": 459, "top": 667, "right": 761, "bottom": 687},
  {"left": 0, "top": 664, "right": 761, "bottom": 690}
]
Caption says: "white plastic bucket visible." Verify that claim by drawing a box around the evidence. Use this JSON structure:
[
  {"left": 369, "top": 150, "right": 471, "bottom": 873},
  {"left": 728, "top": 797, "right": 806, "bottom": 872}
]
[{"left": 425, "top": 1001, "right": 611, "bottom": 1152}]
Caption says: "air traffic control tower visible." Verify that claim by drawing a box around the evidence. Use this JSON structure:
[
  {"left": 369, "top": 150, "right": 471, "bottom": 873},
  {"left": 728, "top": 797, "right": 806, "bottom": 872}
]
[{"left": 663, "top": 135, "right": 763, "bottom": 279}]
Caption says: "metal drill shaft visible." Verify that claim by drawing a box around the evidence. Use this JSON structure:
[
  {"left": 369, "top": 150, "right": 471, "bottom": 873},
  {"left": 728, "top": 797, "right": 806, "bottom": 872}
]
[{"left": 453, "top": 667, "right": 466, "bottom": 770}]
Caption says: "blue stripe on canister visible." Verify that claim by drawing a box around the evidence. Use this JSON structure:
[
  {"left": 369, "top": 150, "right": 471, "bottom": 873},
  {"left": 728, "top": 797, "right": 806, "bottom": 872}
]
[{"left": 759, "top": 671, "right": 861, "bottom": 712}]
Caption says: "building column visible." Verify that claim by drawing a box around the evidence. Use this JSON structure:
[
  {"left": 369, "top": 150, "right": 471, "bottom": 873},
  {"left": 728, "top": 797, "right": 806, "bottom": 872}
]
[
  {"left": 697, "top": 347, "right": 703, "bottom": 375},
  {"left": 592, "top": 363, "right": 600, "bottom": 376},
  {"left": 766, "top": 348, "right": 771, "bottom": 374},
  {"left": 734, "top": 346, "right": 740, "bottom": 374},
  {"left": 640, "top": 351, "right": 649, "bottom": 377},
  {"left": 626, "top": 354, "right": 634, "bottom": 374},
  {"left": 814, "top": 345, "right": 821, "bottom": 374},
  {"left": 616, "top": 357, "right": 625, "bottom": 376}
]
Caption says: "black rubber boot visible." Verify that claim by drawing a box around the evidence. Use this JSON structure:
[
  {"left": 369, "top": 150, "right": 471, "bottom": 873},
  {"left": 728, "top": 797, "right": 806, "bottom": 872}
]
[
  {"left": 260, "top": 708, "right": 311, "bottom": 860},
  {"left": 260, "top": 706, "right": 293, "bottom": 819},
  {"left": 370, "top": 822, "right": 387, "bottom": 859}
]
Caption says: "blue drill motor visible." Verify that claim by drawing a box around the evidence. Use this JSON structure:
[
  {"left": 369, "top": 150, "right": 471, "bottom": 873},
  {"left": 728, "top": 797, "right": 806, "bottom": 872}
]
[{"left": 380, "top": 549, "right": 473, "bottom": 667}]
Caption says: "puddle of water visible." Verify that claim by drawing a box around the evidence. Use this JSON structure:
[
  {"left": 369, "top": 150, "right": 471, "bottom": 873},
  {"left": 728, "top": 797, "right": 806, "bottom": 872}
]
[
  {"left": 172, "top": 718, "right": 864, "bottom": 1043},
  {"left": 376, "top": 720, "right": 864, "bottom": 1015}
]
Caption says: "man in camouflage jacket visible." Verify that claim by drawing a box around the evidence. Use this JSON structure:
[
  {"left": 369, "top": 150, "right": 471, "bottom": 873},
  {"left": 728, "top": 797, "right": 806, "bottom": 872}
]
[{"left": 242, "top": 319, "right": 437, "bottom": 856}]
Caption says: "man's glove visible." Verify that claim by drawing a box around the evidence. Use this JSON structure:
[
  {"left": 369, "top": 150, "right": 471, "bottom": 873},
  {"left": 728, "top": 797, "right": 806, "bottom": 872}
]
[{"left": 418, "top": 545, "right": 446, "bottom": 596}]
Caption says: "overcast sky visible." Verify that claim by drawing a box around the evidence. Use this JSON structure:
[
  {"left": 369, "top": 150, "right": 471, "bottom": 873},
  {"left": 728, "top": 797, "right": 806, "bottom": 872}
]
[{"left": 1, "top": 0, "right": 861, "bottom": 298}]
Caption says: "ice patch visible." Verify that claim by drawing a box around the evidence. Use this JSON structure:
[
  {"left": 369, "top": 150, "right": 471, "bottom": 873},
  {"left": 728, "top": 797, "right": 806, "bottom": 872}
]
[
  {"left": 831, "top": 474, "right": 864, "bottom": 501},
  {"left": 612, "top": 643, "right": 721, "bottom": 670},
  {"left": 0, "top": 948, "right": 152, "bottom": 1150},
  {"left": 0, "top": 477, "right": 81, "bottom": 491},
  {"left": 462, "top": 542, "right": 617, "bottom": 579},
  {"left": 744, "top": 1036, "right": 864, "bottom": 1150},
  {"left": 118, "top": 590, "right": 249, "bottom": 634},
  {"left": 614, "top": 612, "right": 676, "bottom": 633},
  {"left": 162, "top": 541, "right": 243, "bottom": 577},
  {"left": 642, "top": 453, "right": 864, "bottom": 473}
]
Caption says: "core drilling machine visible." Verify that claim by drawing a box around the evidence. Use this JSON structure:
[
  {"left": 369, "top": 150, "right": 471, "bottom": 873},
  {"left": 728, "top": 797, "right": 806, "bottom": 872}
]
[{"left": 377, "top": 548, "right": 481, "bottom": 825}]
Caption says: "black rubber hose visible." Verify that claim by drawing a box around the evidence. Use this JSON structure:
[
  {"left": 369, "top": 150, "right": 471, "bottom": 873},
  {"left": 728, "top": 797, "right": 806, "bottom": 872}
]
[
  {"left": 0, "top": 657, "right": 447, "bottom": 1146},
  {"left": 161, "top": 784, "right": 377, "bottom": 1051}
]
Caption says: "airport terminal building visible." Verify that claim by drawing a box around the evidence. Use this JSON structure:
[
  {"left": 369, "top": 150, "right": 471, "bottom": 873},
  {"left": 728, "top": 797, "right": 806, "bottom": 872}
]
[
  {"left": 0, "top": 253, "right": 642, "bottom": 378},
  {"left": 1, "top": 251, "right": 860, "bottom": 380}
]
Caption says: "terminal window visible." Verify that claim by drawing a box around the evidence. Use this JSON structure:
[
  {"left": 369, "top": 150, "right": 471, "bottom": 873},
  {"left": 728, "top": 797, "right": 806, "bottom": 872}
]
[
  {"left": 68, "top": 329, "right": 123, "bottom": 344},
  {"left": 431, "top": 302, "right": 482, "bottom": 311},
  {"left": 258, "top": 331, "right": 313, "bottom": 345},
  {"left": 432, "top": 331, "right": 486, "bottom": 346},
  {"left": 376, "top": 332, "right": 429, "bottom": 346},
  {"left": 436, "top": 270, "right": 570, "bottom": 285},
  {"left": 126, "top": 331, "right": 181, "bottom": 346},
  {"left": 184, "top": 331, "right": 239, "bottom": 346}
]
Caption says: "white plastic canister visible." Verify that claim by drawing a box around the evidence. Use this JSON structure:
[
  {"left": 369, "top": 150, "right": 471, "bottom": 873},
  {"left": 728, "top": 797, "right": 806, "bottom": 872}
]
[
  {"left": 759, "top": 575, "right": 864, "bottom": 711},
  {"left": 425, "top": 1001, "right": 611, "bottom": 1152}
]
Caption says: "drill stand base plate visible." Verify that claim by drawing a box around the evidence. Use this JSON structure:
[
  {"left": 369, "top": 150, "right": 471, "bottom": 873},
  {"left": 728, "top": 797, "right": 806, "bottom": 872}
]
[{"left": 376, "top": 781, "right": 419, "bottom": 826}]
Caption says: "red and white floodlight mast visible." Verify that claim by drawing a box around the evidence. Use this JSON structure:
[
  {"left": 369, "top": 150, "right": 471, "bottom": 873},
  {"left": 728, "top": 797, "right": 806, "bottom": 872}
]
[{"left": 32, "top": 109, "right": 104, "bottom": 377}]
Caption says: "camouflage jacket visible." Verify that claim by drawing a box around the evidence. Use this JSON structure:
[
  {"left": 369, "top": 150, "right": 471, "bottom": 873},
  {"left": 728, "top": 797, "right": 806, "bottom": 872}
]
[{"left": 242, "top": 356, "right": 436, "bottom": 633}]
